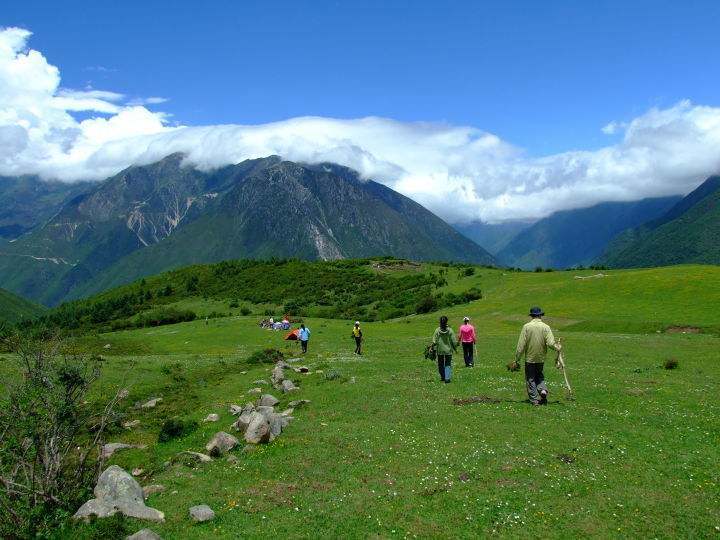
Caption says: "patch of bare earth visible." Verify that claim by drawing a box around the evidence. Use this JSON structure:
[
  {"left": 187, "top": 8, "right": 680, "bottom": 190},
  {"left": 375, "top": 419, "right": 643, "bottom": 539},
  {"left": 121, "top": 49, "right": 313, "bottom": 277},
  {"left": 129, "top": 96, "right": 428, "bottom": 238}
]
[{"left": 665, "top": 326, "right": 701, "bottom": 334}]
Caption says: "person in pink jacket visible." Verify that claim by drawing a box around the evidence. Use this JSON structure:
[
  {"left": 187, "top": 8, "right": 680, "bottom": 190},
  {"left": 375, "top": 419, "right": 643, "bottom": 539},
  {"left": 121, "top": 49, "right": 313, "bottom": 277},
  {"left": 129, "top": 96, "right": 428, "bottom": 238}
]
[{"left": 458, "top": 316, "right": 476, "bottom": 367}]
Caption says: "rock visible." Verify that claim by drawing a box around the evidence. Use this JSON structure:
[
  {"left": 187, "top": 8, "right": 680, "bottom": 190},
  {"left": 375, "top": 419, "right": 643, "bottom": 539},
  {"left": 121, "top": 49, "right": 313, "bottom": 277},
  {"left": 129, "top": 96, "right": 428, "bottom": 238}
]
[
  {"left": 132, "top": 468, "right": 144, "bottom": 476},
  {"left": 205, "top": 432, "right": 239, "bottom": 456},
  {"left": 104, "top": 344, "right": 112, "bottom": 349},
  {"left": 276, "top": 360, "right": 291, "bottom": 370},
  {"left": 258, "top": 394, "right": 280, "bottom": 407},
  {"left": 226, "top": 454, "right": 239, "bottom": 464},
  {"left": 229, "top": 404, "right": 243, "bottom": 415},
  {"left": 350, "top": 376, "right": 356, "bottom": 384},
  {"left": 281, "top": 408, "right": 294, "bottom": 416},
  {"left": 244, "top": 412, "right": 271, "bottom": 444},
  {"left": 203, "top": 413, "right": 219, "bottom": 422},
  {"left": 252, "top": 379, "right": 269, "bottom": 385},
  {"left": 142, "top": 485, "right": 166, "bottom": 498},
  {"left": 73, "top": 465, "right": 164, "bottom": 522},
  {"left": 289, "top": 399, "right": 311, "bottom": 408},
  {"left": 232, "top": 411, "right": 254, "bottom": 433},
  {"left": 293, "top": 366, "right": 310, "bottom": 373},
  {"left": 286, "top": 357, "right": 302, "bottom": 363},
  {"left": 256, "top": 405, "right": 275, "bottom": 419},
  {"left": 189, "top": 504, "right": 215, "bottom": 522},
  {"left": 122, "top": 420, "right": 140, "bottom": 429},
  {"left": 174, "top": 451, "right": 212, "bottom": 464},
  {"left": 242, "top": 402, "right": 255, "bottom": 414},
  {"left": 118, "top": 389, "right": 130, "bottom": 399},
  {"left": 268, "top": 413, "right": 288, "bottom": 437},
  {"left": 127, "top": 528, "right": 162, "bottom": 540},
  {"left": 247, "top": 387, "right": 262, "bottom": 395},
  {"left": 101, "top": 443, "right": 146, "bottom": 459},
  {"left": 271, "top": 367, "right": 285, "bottom": 387},
  {"left": 141, "top": 398, "right": 163, "bottom": 409},
  {"left": 281, "top": 379, "right": 298, "bottom": 393}
]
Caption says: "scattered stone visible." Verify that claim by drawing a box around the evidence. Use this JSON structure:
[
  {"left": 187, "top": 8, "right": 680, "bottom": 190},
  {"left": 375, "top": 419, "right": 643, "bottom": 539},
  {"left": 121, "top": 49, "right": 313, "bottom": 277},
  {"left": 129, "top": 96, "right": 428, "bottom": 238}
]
[
  {"left": 118, "top": 389, "right": 130, "bottom": 399},
  {"left": 104, "top": 344, "right": 112, "bottom": 349},
  {"left": 101, "top": 443, "right": 147, "bottom": 459},
  {"left": 142, "top": 485, "right": 166, "bottom": 498},
  {"left": 247, "top": 388, "right": 262, "bottom": 395},
  {"left": 229, "top": 404, "right": 243, "bottom": 415},
  {"left": 350, "top": 377, "right": 356, "bottom": 384},
  {"left": 141, "top": 398, "right": 163, "bottom": 409},
  {"left": 127, "top": 528, "right": 162, "bottom": 540},
  {"left": 271, "top": 366, "right": 286, "bottom": 387},
  {"left": 286, "top": 357, "right": 302, "bottom": 363},
  {"left": 73, "top": 465, "right": 164, "bottom": 522},
  {"left": 289, "top": 399, "right": 310, "bottom": 408},
  {"left": 256, "top": 405, "right": 275, "bottom": 420},
  {"left": 132, "top": 468, "right": 144, "bottom": 476},
  {"left": 253, "top": 379, "right": 269, "bottom": 385},
  {"left": 189, "top": 504, "right": 215, "bottom": 523},
  {"left": 122, "top": 420, "right": 140, "bottom": 429},
  {"left": 242, "top": 402, "right": 255, "bottom": 414},
  {"left": 281, "top": 408, "right": 295, "bottom": 416},
  {"left": 232, "top": 411, "right": 254, "bottom": 433},
  {"left": 258, "top": 394, "right": 280, "bottom": 407},
  {"left": 174, "top": 451, "right": 212, "bottom": 464},
  {"left": 268, "top": 413, "right": 289, "bottom": 437},
  {"left": 203, "top": 413, "right": 219, "bottom": 422},
  {"left": 205, "top": 432, "right": 239, "bottom": 456},
  {"left": 293, "top": 366, "right": 310, "bottom": 373},
  {"left": 244, "top": 412, "right": 271, "bottom": 444},
  {"left": 226, "top": 455, "right": 239, "bottom": 464},
  {"left": 281, "top": 379, "right": 298, "bottom": 393}
]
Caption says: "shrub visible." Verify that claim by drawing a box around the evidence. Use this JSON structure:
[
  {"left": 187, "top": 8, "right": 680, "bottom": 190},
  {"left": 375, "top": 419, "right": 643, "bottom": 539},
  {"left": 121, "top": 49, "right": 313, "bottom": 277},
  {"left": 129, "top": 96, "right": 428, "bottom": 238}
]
[
  {"left": 246, "top": 348, "right": 285, "bottom": 365},
  {"left": 136, "top": 307, "right": 196, "bottom": 328},
  {"left": 462, "top": 287, "right": 482, "bottom": 302},
  {"left": 415, "top": 295, "right": 437, "bottom": 314},
  {"left": 664, "top": 358, "right": 679, "bottom": 370},
  {"left": 463, "top": 267, "right": 475, "bottom": 277},
  {"left": 158, "top": 418, "right": 198, "bottom": 443},
  {"left": 240, "top": 306, "right": 252, "bottom": 316},
  {"left": 229, "top": 300, "right": 239, "bottom": 308}
]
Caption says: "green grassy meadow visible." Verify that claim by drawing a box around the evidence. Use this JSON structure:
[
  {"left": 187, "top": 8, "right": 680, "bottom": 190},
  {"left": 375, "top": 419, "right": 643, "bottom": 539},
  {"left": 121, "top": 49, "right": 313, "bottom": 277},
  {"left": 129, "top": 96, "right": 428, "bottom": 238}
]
[{"left": 5, "top": 264, "right": 720, "bottom": 538}]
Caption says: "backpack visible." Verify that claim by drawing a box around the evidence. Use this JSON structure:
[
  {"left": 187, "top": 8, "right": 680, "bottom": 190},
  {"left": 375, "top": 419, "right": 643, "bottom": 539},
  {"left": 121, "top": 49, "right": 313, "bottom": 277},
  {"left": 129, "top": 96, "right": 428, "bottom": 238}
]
[{"left": 424, "top": 343, "right": 437, "bottom": 361}]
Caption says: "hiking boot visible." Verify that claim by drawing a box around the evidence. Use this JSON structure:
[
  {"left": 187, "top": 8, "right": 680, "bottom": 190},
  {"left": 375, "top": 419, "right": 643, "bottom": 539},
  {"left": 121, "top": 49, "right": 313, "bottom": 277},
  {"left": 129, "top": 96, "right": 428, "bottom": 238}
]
[
  {"left": 539, "top": 389, "right": 548, "bottom": 405},
  {"left": 530, "top": 400, "right": 541, "bottom": 406}
]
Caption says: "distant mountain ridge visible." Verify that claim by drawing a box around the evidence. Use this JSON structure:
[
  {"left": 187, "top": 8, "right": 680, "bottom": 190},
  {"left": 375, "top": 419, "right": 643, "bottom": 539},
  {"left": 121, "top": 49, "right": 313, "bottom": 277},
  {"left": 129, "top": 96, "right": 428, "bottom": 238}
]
[
  {"left": 599, "top": 176, "right": 720, "bottom": 268},
  {"left": 452, "top": 220, "right": 533, "bottom": 255},
  {"left": 0, "top": 287, "right": 45, "bottom": 324},
  {"left": 0, "top": 155, "right": 494, "bottom": 305},
  {"left": 495, "top": 197, "right": 681, "bottom": 269}
]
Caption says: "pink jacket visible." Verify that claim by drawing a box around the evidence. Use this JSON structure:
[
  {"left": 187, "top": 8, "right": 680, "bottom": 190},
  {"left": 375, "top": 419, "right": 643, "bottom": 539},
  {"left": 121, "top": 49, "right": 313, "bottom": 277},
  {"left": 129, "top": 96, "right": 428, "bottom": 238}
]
[{"left": 459, "top": 324, "right": 476, "bottom": 343}]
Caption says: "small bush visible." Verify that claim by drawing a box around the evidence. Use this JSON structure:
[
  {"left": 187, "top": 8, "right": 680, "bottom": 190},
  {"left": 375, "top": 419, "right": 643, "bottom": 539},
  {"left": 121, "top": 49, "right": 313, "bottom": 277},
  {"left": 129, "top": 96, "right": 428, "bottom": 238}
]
[
  {"left": 415, "top": 295, "right": 437, "bottom": 314},
  {"left": 463, "top": 267, "right": 475, "bottom": 277},
  {"left": 158, "top": 418, "right": 198, "bottom": 443},
  {"left": 246, "top": 348, "right": 285, "bottom": 365},
  {"left": 664, "top": 358, "right": 679, "bottom": 370},
  {"left": 240, "top": 306, "right": 252, "bottom": 316},
  {"left": 229, "top": 300, "right": 239, "bottom": 308}
]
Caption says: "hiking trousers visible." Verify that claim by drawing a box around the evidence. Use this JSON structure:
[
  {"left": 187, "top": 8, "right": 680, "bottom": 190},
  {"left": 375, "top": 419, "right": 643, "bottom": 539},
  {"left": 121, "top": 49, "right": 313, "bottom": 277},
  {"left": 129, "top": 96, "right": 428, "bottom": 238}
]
[
  {"left": 300, "top": 339, "right": 308, "bottom": 353},
  {"left": 437, "top": 354, "right": 452, "bottom": 383},
  {"left": 354, "top": 336, "right": 362, "bottom": 354},
  {"left": 462, "top": 342, "right": 474, "bottom": 367},
  {"left": 525, "top": 362, "right": 547, "bottom": 403}
]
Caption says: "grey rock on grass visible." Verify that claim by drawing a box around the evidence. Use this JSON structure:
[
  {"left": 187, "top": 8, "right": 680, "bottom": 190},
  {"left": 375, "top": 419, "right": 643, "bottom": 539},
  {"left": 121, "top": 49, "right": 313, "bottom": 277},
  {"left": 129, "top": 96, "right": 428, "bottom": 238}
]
[
  {"left": 229, "top": 404, "right": 243, "bottom": 415},
  {"left": 127, "top": 528, "right": 162, "bottom": 540},
  {"left": 189, "top": 504, "right": 215, "bottom": 522},
  {"left": 74, "top": 465, "right": 164, "bottom": 522},
  {"left": 203, "top": 413, "right": 219, "bottom": 422},
  {"left": 244, "top": 411, "right": 271, "bottom": 444},
  {"left": 141, "top": 398, "right": 163, "bottom": 409},
  {"left": 281, "top": 379, "right": 298, "bottom": 393},
  {"left": 258, "top": 394, "right": 279, "bottom": 407},
  {"left": 205, "top": 431, "right": 239, "bottom": 456},
  {"left": 174, "top": 451, "right": 213, "bottom": 463},
  {"left": 101, "top": 442, "right": 146, "bottom": 459}
]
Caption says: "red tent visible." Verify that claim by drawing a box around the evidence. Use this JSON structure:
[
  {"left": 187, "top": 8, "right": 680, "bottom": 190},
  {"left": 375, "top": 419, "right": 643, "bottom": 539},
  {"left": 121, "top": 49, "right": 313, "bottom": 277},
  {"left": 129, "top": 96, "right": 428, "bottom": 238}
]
[{"left": 284, "top": 329, "right": 299, "bottom": 340}]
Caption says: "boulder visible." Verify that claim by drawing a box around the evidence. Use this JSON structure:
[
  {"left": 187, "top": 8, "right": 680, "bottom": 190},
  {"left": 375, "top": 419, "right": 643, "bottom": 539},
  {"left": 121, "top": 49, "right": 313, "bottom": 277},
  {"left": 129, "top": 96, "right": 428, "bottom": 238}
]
[
  {"left": 232, "top": 411, "right": 254, "bottom": 433},
  {"left": 189, "top": 504, "right": 215, "bottom": 522},
  {"left": 132, "top": 468, "right": 144, "bottom": 477},
  {"left": 247, "top": 387, "right": 262, "bottom": 395},
  {"left": 127, "top": 528, "right": 162, "bottom": 540},
  {"left": 226, "top": 454, "right": 240, "bottom": 464},
  {"left": 281, "top": 379, "right": 298, "bottom": 393},
  {"left": 242, "top": 402, "right": 255, "bottom": 414},
  {"left": 101, "top": 443, "right": 146, "bottom": 459},
  {"left": 271, "top": 366, "right": 286, "bottom": 387},
  {"left": 141, "top": 398, "right": 163, "bottom": 409},
  {"left": 286, "top": 357, "right": 302, "bottom": 363},
  {"left": 203, "top": 413, "right": 219, "bottom": 422},
  {"left": 257, "top": 394, "right": 279, "bottom": 407},
  {"left": 142, "top": 485, "right": 166, "bottom": 498},
  {"left": 244, "top": 412, "right": 271, "bottom": 444},
  {"left": 281, "top": 408, "right": 295, "bottom": 417},
  {"left": 73, "top": 465, "right": 164, "bottom": 522},
  {"left": 229, "top": 404, "right": 243, "bottom": 415},
  {"left": 293, "top": 366, "right": 310, "bottom": 373},
  {"left": 205, "top": 432, "right": 239, "bottom": 456},
  {"left": 289, "top": 399, "right": 311, "bottom": 408},
  {"left": 268, "top": 413, "right": 289, "bottom": 437}
]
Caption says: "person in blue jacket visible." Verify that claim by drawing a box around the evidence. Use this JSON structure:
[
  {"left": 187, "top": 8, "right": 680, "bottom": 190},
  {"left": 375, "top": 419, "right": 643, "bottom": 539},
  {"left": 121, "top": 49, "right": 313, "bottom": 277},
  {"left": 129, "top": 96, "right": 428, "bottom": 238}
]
[{"left": 298, "top": 323, "right": 311, "bottom": 354}]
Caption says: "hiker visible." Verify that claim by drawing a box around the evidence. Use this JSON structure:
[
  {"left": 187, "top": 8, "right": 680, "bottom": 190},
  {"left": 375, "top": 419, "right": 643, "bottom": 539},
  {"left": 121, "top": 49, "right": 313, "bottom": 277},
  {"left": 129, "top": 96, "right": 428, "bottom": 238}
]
[
  {"left": 432, "top": 315, "right": 458, "bottom": 383},
  {"left": 298, "top": 323, "right": 311, "bottom": 354},
  {"left": 459, "top": 316, "right": 476, "bottom": 367},
  {"left": 513, "top": 306, "right": 561, "bottom": 405},
  {"left": 351, "top": 321, "right": 363, "bottom": 354}
]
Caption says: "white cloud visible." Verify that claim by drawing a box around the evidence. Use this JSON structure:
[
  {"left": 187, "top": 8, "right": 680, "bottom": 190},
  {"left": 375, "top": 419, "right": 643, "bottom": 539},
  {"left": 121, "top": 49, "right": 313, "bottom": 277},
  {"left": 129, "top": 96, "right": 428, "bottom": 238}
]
[
  {"left": 126, "top": 96, "right": 168, "bottom": 106},
  {"left": 1, "top": 27, "right": 720, "bottom": 224}
]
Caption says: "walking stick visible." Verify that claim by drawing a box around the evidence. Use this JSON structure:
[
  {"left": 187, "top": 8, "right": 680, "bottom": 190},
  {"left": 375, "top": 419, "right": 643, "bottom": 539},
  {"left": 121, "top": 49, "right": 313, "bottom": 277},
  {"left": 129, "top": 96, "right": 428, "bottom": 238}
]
[{"left": 555, "top": 339, "right": 575, "bottom": 400}]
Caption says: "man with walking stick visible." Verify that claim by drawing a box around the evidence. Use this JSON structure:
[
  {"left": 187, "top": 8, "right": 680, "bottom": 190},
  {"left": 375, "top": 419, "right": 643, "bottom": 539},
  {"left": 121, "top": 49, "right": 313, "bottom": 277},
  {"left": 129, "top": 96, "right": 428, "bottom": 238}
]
[{"left": 511, "top": 307, "right": 562, "bottom": 406}]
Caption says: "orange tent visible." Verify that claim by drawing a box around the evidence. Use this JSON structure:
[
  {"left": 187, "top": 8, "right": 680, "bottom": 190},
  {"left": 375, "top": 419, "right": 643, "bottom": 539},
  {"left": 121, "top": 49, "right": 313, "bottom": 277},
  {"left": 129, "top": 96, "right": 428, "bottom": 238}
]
[{"left": 284, "top": 329, "right": 299, "bottom": 340}]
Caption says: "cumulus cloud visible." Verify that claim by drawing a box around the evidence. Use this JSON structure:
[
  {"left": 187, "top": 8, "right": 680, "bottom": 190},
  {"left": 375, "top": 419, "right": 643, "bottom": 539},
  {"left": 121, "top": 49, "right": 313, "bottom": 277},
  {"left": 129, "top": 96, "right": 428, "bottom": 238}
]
[{"left": 1, "top": 27, "right": 720, "bottom": 224}]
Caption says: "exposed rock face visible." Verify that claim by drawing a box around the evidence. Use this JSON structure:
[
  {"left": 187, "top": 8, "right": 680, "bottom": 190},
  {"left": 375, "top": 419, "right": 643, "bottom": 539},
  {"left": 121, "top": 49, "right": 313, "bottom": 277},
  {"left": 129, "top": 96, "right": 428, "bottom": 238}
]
[
  {"left": 205, "top": 432, "right": 240, "bottom": 456},
  {"left": 101, "top": 442, "right": 146, "bottom": 459},
  {"left": 73, "top": 465, "right": 164, "bottom": 522},
  {"left": 189, "top": 504, "right": 215, "bottom": 522},
  {"left": 229, "top": 404, "right": 243, "bottom": 415},
  {"left": 258, "top": 394, "right": 280, "bottom": 407},
  {"left": 244, "top": 412, "right": 271, "bottom": 444}
]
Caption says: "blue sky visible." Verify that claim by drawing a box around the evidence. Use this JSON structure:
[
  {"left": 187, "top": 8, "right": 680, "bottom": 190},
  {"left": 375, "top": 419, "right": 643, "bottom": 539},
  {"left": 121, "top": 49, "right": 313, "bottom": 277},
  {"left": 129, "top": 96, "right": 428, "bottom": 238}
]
[{"left": 6, "top": 0, "right": 720, "bottom": 156}]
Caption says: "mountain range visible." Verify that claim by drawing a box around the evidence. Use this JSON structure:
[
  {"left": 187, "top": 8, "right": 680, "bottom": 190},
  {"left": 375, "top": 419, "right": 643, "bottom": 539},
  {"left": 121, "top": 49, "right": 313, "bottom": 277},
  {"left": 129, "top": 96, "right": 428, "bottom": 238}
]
[
  {"left": 0, "top": 155, "right": 494, "bottom": 305},
  {"left": 0, "top": 286, "right": 45, "bottom": 324}
]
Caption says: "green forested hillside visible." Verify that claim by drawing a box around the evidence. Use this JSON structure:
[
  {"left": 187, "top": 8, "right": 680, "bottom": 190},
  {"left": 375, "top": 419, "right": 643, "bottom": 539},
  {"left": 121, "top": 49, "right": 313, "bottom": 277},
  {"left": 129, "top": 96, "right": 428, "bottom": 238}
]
[
  {"left": 600, "top": 176, "right": 720, "bottom": 268},
  {"left": 0, "top": 287, "right": 45, "bottom": 323}
]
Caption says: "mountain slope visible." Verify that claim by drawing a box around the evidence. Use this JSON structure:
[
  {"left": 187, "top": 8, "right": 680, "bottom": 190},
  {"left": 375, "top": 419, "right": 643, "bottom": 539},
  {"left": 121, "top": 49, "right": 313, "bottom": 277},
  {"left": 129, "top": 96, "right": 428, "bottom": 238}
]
[
  {"left": 0, "top": 287, "right": 45, "bottom": 324},
  {"left": 495, "top": 197, "right": 681, "bottom": 269},
  {"left": 0, "top": 176, "right": 92, "bottom": 239},
  {"left": 453, "top": 220, "right": 533, "bottom": 255},
  {"left": 0, "top": 156, "right": 494, "bottom": 305},
  {"left": 599, "top": 176, "right": 720, "bottom": 268}
]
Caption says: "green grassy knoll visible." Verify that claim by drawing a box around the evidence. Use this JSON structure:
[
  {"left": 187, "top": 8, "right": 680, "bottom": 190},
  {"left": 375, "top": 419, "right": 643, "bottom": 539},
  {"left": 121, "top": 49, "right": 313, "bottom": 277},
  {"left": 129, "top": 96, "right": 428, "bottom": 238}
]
[
  {"left": 0, "top": 287, "right": 45, "bottom": 324},
  {"left": 4, "top": 264, "right": 719, "bottom": 538}
]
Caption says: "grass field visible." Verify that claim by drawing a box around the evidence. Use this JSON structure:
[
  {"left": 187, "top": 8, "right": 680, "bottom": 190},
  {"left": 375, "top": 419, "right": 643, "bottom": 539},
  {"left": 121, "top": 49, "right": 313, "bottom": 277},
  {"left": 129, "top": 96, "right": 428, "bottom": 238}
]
[{"left": 4, "top": 264, "right": 720, "bottom": 538}]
